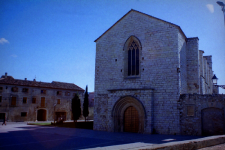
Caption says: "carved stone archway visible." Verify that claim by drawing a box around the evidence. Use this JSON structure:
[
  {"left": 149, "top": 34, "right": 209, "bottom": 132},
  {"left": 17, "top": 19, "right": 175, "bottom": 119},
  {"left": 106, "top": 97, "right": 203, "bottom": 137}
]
[{"left": 112, "top": 96, "right": 145, "bottom": 133}]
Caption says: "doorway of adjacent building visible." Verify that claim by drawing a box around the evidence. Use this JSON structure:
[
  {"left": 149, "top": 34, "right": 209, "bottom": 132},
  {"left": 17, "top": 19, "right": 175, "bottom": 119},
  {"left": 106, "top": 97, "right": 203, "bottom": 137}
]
[
  {"left": 202, "top": 107, "right": 225, "bottom": 136},
  {"left": 37, "top": 109, "right": 46, "bottom": 121},
  {"left": 55, "top": 112, "right": 66, "bottom": 121},
  {"left": 124, "top": 106, "right": 139, "bottom": 133},
  {"left": 0, "top": 113, "right": 5, "bottom": 122}
]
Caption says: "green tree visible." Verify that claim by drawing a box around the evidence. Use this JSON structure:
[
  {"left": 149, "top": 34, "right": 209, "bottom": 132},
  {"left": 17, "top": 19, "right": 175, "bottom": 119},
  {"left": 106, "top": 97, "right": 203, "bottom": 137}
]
[
  {"left": 83, "top": 85, "right": 89, "bottom": 122},
  {"left": 71, "top": 93, "right": 81, "bottom": 123}
]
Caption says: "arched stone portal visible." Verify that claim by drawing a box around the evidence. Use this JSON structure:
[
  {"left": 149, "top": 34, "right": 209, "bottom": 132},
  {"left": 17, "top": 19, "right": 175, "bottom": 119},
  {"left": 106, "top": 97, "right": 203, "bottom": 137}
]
[
  {"left": 37, "top": 109, "right": 47, "bottom": 121},
  {"left": 112, "top": 96, "right": 145, "bottom": 133}
]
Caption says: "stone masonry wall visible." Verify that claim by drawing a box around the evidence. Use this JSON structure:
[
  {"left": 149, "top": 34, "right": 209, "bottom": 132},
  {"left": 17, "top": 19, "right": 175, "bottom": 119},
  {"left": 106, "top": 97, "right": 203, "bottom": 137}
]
[
  {"left": 204, "top": 58, "right": 209, "bottom": 93},
  {"left": 94, "top": 10, "right": 182, "bottom": 134},
  {"left": 186, "top": 38, "right": 200, "bottom": 94},
  {"left": 199, "top": 50, "right": 205, "bottom": 94},
  {"left": 213, "top": 85, "right": 219, "bottom": 94},
  {"left": 178, "top": 32, "right": 187, "bottom": 94},
  {"left": 178, "top": 94, "right": 225, "bottom": 135},
  {"left": 198, "top": 52, "right": 213, "bottom": 95},
  {"left": 204, "top": 56, "right": 213, "bottom": 94}
]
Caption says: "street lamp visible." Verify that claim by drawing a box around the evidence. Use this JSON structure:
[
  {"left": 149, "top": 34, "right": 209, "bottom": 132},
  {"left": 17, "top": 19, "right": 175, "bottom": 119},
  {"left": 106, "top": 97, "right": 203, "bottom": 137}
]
[
  {"left": 212, "top": 74, "right": 225, "bottom": 90},
  {"left": 217, "top": 1, "right": 225, "bottom": 25},
  {"left": 212, "top": 74, "right": 218, "bottom": 85}
]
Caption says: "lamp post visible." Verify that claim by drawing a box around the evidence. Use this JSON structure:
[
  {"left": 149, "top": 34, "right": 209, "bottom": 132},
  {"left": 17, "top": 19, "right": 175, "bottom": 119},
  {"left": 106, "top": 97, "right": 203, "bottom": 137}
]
[
  {"left": 212, "top": 74, "right": 218, "bottom": 85},
  {"left": 212, "top": 74, "right": 225, "bottom": 90},
  {"left": 217, "top": 1, "right": 225, "bottom": 25}
]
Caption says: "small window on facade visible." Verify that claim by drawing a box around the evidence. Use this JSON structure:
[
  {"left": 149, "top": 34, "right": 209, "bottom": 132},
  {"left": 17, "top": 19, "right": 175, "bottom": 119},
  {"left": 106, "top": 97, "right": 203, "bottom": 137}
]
[
  {"left": 11, "top": 87, "right": 18, "bottom": 92},
  {"left": 0, "top": 87, "right": 3, "bottom": 91},
  {"left": 65, "top": 92, "right": 70, "bottom": 96},
  {"left": 41, "top": 90, "right": 46, "bottom": 94},
  {"left": 57, "top": 91, "right": 62, "bottom": 95},
  {"left": 41, "top": 97, "right": 45, "bottom": 107},
  {"left": 0, "top": 96, "right": 2, "bottom": 103},
  {"left": 11, "top": 97, "right": 16, "bottom": 106},
  {"left": 21, "top": 112, "right": 27, "bottom": 117},
  {"left": 32, "top": 98, "right": 36, "bottom": 104},
  {"left": 73, "top": 93, "right": 76, "bottom": 96},
  {"left": 57, "top": 99, "right": 60, "bottom": 104},
  {"left": 22, "top": 88, "right": 29, "bottom": 93},
  {"left": 23, "top": 97, "right": 27, "bottom": 104},
  {"left": 187, "top": 106, "right": 195, "bottom": 116}
]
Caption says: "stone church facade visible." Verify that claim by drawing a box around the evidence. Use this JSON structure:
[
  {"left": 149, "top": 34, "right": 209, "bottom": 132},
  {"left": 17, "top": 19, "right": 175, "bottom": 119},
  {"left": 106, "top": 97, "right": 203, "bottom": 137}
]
[{"left": 93, "top": 9, "right": 224, "bottom": 135}]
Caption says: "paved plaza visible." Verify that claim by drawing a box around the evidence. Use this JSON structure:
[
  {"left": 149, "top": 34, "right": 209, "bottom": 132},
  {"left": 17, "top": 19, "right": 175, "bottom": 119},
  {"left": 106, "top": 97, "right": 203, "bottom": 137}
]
[{"left": 0, "top": 122, "right": 206, "bottom": 150}]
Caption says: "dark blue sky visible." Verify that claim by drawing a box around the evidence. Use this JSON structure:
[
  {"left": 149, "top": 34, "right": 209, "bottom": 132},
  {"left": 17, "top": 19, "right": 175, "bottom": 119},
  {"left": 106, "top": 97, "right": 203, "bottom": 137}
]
[{"left": 0, "top": 0, "right": 224, "bottom": 93}]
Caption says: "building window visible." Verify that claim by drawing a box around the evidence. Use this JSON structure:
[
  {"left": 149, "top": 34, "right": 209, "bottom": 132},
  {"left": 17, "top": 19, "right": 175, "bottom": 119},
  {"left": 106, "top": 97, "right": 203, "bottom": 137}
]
[
  {"left": 65, "top": 92, "right": 70, "bottom": 96},
  {"left": 124, "top": 36, "right": 141, "bottom": 77},
  {"left": 0, "top": 87, "right": 3, "bottom": 91},
  {"left": 0, "top": 96, "right": 2, "bottom": 103},
  {"left": 128, "top": 40, "right": 139, "bottom": 76},
  {"left": 187, "top": 106, "right": 195, "bottom": 116},
  {"left": 11, "top": 87, "right": 18, "bottom": 92},
  {"left": 21, "top": 112, "right": 27, "bottom": 117},
  {"left": 11, "top": 97, "right": 16, "bottom": 106},
  {"left": 23, "top": 97, "right": 27, "bottom": 104},
  {"left": 57, "top": 91, "right": 62, "bottom": 96},
  {"left": 32, "top": 98, "right": 36, "bottom": 104},
  {"left": 22, "top": 88, "right": 29, "bottom": 93},
  {"left": 41, "top": 97, "right": 45, "bottom": 107},
  {"left": 57, "top": 99, "right": 60, "bottom": 104},
  {"left": 41, "top": 90, "right": 46, "bottom": 94}
]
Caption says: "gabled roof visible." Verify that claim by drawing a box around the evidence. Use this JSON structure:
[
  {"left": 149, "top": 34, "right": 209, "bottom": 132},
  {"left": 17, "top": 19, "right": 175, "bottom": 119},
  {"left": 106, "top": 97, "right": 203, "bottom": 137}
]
[
  {"left": 94, "top": 9, "right": 187, "bottom": 42},
  {"left": 0, "top": 75, "right": 84, "bottom": 91}
]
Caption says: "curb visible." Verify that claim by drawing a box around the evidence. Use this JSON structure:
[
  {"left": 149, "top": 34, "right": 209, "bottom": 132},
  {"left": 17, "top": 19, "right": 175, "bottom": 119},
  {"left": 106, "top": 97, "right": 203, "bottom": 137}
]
[{"left": 139, "top": 135, "right": 225, "bottom": 150}]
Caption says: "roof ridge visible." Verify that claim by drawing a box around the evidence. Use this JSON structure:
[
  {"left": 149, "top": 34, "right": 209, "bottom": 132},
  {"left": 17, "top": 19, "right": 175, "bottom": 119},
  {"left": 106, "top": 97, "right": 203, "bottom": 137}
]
[
  {"left": 0, "top": 75, "right": 84, "bottom": 91},
  {"left": 94, "top": 9, "right": 187, "bottom": 42},
  {"left": 52, "top": 81, "right": 75, "bottom": 84}
]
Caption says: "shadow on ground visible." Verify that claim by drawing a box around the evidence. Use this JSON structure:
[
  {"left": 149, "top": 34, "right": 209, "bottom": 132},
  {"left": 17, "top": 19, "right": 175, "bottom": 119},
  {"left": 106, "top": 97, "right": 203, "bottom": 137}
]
[{"left": 0, "top": 125, "right": 204, "bottom": 150}]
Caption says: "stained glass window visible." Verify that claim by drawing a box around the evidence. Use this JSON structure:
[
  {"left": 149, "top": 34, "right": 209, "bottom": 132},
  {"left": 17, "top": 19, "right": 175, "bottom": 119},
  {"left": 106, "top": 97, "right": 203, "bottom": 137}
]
[
  {"left": 128, "top": 40, "right": 139, "bottom": 76},
  {"left": 128, "top": 49, "right": 131, "bottom": 75}
]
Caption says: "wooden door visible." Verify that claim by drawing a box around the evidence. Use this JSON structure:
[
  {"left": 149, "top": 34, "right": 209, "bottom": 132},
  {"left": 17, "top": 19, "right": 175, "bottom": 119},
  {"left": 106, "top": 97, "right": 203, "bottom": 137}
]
[
  {"left": 0, "top": 113, "right": 5, "bottom": 122},
  {"left": 41, "top": 97, "right": 45, "bottom": 107},
  {"left": 202, "top": 107, "right": 225, "bottom": 136},
  {"left": 37, "top": 109, "right": 46, "bottom": 121},
  {"left": 124, "top": 106, "right": 139, "bottom": 133},
  {"left": 11, "top": 97, "right": 16, "bottom": 106}
]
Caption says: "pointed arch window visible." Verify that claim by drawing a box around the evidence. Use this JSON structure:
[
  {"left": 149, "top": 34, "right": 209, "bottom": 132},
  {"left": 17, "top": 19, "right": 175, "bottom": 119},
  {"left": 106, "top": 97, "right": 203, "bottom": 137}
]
[{"left": 128, "top": 40, "right": 139, "bottom": 76}]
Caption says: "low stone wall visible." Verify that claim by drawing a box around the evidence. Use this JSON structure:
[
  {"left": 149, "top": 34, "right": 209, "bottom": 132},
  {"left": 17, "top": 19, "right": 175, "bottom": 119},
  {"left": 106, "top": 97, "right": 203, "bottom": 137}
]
[{"left": 178, "top": 94, "right": 225, "bottom": 136}]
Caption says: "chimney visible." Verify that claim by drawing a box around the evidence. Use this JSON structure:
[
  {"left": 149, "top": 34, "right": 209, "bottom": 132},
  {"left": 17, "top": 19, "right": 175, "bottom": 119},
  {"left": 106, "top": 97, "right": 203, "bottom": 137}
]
[
  {"left": 5, "top": 72, "right": 7, "bottom": 78},
  {"left": 25, "top": 78, "right": 27, "bottom": 81}
]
